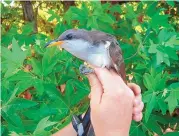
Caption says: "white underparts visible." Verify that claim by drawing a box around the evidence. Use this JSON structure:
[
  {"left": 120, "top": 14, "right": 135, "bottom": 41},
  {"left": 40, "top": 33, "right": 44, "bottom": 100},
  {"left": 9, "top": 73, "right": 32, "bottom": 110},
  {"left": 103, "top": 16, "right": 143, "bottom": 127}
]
[{"left": 62, "top": 39, "right": 111, "bottom": 68}]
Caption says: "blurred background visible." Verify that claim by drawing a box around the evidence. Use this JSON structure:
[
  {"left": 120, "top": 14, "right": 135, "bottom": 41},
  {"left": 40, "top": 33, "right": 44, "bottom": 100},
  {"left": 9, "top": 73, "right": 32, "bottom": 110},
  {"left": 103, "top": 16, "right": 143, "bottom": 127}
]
[{"left": 1, "top": 0, "right": 179, "bottom": 136}]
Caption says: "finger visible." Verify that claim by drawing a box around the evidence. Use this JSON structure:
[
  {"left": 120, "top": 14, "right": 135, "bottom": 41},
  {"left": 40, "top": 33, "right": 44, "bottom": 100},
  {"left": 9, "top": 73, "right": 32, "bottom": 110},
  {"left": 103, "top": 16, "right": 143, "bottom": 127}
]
[
  {"left": 87, "top": 74, "right": 103, "bottom": 105},
  {"left": 87, "top": 74, "right": 101, "bottom": 88},
  {"left": 109, "top": 69, "right": 124, "bottom": 83},
  {"left": 109, "top": 69, "right": 126, "bottom": 83},
  {"left": 94, "top": 68, "right": 112, "bottom": 85},
  {"left": 133, "top": 95, "right": 142, "bottom": 107},
  {"left": 133, "top": 102, "right": 144, "bottom": 115},
  {"left": 133, "top": 113, "right": 143, "bottom": 122},
  {"left": 127, "top": 83, "right": 141, "bottom": 96},
  {"left": 95, "top": 68, "right": 125, "bottom": 87},
  {"left": 109, "top": 69, "right": 117, "bottom": 76}
]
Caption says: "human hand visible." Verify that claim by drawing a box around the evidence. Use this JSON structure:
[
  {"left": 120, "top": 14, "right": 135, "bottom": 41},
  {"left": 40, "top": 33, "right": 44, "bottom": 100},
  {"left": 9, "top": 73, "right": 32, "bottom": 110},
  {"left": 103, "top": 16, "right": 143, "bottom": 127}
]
[
  {"left": 88, "top": 72, "right": 144, "bottom": 122},
  {"left": 87, "top": 68, "right": 135, "bottom": 136}
]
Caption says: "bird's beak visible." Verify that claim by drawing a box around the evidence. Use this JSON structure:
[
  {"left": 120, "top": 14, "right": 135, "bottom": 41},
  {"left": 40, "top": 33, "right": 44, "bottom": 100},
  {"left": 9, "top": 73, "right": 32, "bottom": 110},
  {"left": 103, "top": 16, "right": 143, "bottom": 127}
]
[{"left": 45, "top": 39, "right": 64, "bottom": 48}]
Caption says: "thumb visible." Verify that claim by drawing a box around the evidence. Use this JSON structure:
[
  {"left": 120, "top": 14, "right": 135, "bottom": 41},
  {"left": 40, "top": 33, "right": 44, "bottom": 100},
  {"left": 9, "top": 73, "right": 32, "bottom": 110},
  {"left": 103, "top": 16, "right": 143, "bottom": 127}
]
[{"left": 87, "top": 74, "right": 103, "bottom": 106}]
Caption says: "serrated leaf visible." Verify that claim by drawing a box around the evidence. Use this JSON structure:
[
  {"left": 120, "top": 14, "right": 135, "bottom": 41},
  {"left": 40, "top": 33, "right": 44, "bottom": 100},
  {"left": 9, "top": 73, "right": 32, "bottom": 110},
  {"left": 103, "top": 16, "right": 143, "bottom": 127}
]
[
  {"left": 165, "top": 35, "right": 179, "bottom": 47},
  {"left": 7, "top": 70, "right": 34, "bottom": 82},
  {"left": 1, "top": 111, "right": 24, "bottom": 133},
  {"left": 148, "top": 39, "right": 158, "bottom": 53},
  {"left": 30, "top": 58, "right": 42, "bottom": 76},
  {"left": 154, "top": 72, "right": 167, "bottom": 91},
  {"left": 143, "top": 73, "right": 155, "bottom": 91},
  {"left": 158, "top": 29, "right": 175, "bottom": 43},
  {"left": 1, "top": 38, "right": 27, "bottom": 77},
  {"left": 63, "top": 79, "right": 90, "bottom": 107},
  {"left": 99, "top": 14, "right": 114, "bottom": 24},
  {"left": 130, "top": 122, "right": 146, "bottom": 136},
  {"left": 144, "top": 114, "right": 163, "bottom": 135},
  {"left": 150, "top": 14, "right": 170, "bottom": 31},
  {"left": 157, "top": 98, "right": 167, "bottom": 115},
  {"left": 2, "top": 98, "right": 38, "bottom": 113},
  {"left": 33, "top": 116, "right": 57, "bottom": 135},
  {"left": 165, "top": 82, "right": 179, "bottom": 114},
  {"left": 87, "top": 16, "right": 98, "bottom": 29},
  {"left": 42, "top": 48, "right": 60, "bottom": 76},
  {"left": 145, "top": 93, "right": 157, "bottom": 122}
]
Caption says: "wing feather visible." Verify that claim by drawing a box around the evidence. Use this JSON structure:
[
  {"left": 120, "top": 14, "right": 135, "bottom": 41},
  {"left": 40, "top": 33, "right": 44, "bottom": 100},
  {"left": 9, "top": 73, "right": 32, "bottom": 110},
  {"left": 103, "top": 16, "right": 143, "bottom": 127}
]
[{"left": 108, "top": 41, "right": 126, "bottom": 82}]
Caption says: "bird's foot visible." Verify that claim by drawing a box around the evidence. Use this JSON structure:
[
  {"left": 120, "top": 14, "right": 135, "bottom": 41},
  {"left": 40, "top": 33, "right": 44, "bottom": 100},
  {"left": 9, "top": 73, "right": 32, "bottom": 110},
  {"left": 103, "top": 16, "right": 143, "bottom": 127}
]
[{"left": 79, "top": 64, "right": 94, "bottom": 75}]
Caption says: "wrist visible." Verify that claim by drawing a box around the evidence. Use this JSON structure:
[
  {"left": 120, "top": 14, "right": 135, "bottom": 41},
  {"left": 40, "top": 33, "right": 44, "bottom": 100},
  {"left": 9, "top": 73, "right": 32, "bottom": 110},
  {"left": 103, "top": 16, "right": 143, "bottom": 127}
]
[
  {"left": 105, "top": 131, "right": 129, "bottom": 136},
  {"left": 95, "top": 130, "right": 129, "bottom": 136}
]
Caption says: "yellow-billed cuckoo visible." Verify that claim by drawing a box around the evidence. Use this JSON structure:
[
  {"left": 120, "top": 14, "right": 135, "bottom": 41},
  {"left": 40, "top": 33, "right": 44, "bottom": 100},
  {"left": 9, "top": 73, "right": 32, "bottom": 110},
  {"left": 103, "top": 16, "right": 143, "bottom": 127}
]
[{"left": 46, "top": 29, "right": 126, "bottom": 136}]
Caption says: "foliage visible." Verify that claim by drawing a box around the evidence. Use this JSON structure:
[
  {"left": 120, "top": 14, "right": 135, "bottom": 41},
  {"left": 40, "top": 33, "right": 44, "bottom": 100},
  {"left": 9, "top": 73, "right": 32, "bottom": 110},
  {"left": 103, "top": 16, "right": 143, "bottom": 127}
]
[{"left": 1, "top": 1, "right": 179, "bottom": 136}]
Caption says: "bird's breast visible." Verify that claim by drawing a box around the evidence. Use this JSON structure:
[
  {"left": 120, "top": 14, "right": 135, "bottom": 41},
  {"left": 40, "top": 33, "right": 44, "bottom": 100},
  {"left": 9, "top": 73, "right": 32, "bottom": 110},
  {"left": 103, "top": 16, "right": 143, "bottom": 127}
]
[
  {"left": 63, "top": 40, "right": 111, "bottom": 68},
  {"left": 87, "top": 43, "right": 111, "bottom": 68}
]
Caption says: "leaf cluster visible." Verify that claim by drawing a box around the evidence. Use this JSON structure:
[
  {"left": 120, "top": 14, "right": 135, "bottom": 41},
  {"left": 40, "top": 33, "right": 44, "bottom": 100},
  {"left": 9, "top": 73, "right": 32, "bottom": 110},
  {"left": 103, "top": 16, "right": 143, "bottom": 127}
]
[{"left": 1, "top": 1, "right": 179, "bottom": 136}]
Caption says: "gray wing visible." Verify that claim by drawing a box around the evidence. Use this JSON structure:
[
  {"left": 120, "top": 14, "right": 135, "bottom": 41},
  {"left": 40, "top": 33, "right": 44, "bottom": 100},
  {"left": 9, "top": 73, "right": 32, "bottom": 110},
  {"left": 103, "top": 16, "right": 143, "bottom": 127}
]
[
  {"left": 108, "top": 40, "right": 126, "bottom": 82},
  {"left": 88, "top": 30, "right": 115, "bottom": 44}
]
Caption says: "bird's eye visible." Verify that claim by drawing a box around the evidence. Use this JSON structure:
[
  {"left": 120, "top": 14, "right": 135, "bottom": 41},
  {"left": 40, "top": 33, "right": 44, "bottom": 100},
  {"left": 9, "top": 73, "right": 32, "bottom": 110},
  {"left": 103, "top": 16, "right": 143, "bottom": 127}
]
[{"left": 66, "top": 34, "right": 73, "bottom": 40}]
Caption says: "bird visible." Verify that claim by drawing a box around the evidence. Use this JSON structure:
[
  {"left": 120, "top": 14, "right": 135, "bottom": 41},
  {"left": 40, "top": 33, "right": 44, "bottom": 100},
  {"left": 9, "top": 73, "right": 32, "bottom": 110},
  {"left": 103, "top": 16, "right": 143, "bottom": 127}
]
[
  {"left": 46, "top": 29, "right": 126, "bottom": 136},
  {"left": 46, "top": 29, "right": 126, "bottom": 81}
]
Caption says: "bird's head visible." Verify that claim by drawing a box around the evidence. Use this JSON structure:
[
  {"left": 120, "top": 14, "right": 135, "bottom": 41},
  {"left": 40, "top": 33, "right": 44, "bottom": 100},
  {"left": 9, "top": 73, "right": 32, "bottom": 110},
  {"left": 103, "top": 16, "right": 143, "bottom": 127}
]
[
  {"left": 45, "top": 29, "right": 92, "bottom": 59},
  {"left": 46, "top": 29, "right": 91, "bottom": 58},
  {"left": 46, "top": 29, "right": 90, "bottom": 48}
]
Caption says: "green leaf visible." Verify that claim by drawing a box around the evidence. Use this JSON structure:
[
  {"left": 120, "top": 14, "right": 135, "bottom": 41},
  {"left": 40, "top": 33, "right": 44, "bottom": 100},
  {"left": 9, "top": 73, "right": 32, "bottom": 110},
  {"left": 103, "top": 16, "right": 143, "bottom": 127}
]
[
  {"left": 1, "top": 38, "right": 27, "bottom": 77},
  {"left": 33, "top": 116, "right": 57, "bottom": 135},
  {"left": 99, "top": 14, "right": 114, "bottom": 24},
  {"left": 165, "top": 35, "right": 179, "bottom": 47},
  {"left": 163, "top": 132, "right": 179, "bottom": 136},
  {"left": 110, "top": 4, "right": 122, "bottom": 13},
  {"left": 87, "top": 16, "right": 98, "bottom": 29},
  {"left": 165, "top": 46, "right": 178, "bottom": 60},
  {"left": 22, "top": 23, "right": 34, "bottom": 34},
  {"left": 130, "top": 122, "right": 146, "bottom": 136},
  {"left": 2, "top": 111, "right": 24, "bottom": 133},
  {"left": 165, "top": 82, "right": 179, "bottom": 114},
  {"left": 158, "top": 29, "right": 175, "bottom": 43},
  {"left": 63, "top": 79, "right": 90, "bottom": 107},
  {"left": 148, "top": 39, "right": 158, "bottom": 53},
  {"left": 146, "top": 2, "right": 158, "bottom": 17},
  {"left": 34, "top": 79, "right": 44, "bottom": 95},
  {"left": 157, "top": 98, "right": 167, "bottom": 115},
  {"left": 154, "top": 72, "right": 167, "bottom": 91},
  {"left": 145, "top": 92, "right": 157, "bottom": 122},
  {"left": 143, "top": 73, "right": 155, "bottom": 91},
  {"left": 166, "top": 1, "right": 175, "bottom": 7},
  {"left": 30, "top": 58, "right": 42, "bottom": 76},
  {"left": 125, "top": 4, "right": 136, "bottom": 19},
  {"left": 7, "top": 70, "right": 33, "bottom": 82},
  {"left": 150, "top": 14, "right": 170, "bottom": 31},
  {"left": 2, "top": 98, "right": 38, "bottom": 113},
  {"left": 42, "top": 47, "right": 60, "bottom": 76},
  {"left": 144, "top": 114, "right": 163, "bottom": 135}
]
